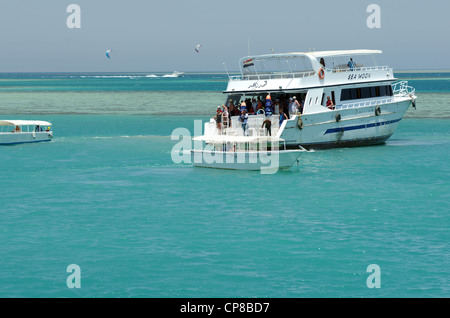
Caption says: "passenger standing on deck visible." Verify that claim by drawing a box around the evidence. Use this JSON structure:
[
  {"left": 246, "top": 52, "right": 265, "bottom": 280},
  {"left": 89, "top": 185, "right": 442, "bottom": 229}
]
[
  {"left": 222, "top": 105, "right": 229, "bottom": 129},
  {"left": 262, "top": 119, "right": 272, "bottom": 136},
  {"left": 257, "top": 96, "right": 262, "bottom": 107},
  {"left": 282, "top": 100, "right": 290, "bottom": 119},
  {"left": 252, "top": 98, "right": 258, "bottom": 113},
  {"left": 228, "top": 99, "right": 235, "bottom": 116},
  {"left": 320, "top": 58, "right": 325, "bottom": 68},
  {"left": 291, "top": 96, "right": 300, "bottom": 114},
  {"left": 326, "top": 96, "right": 334, "bottom": 109},
  {"left": 274, "top": 99, "right": 280, "bottom": 115},
  {"left": 227, "top": 101, "right": 233, "bottom": 127},
  {"left": 245, "top": 98, "right": 252, "bottom": 112},
  {"left": 279, "top": 110, "right": 288, "bottom": 127},
  {"left": 347, "top": 58, "right": 354, "bottom": 71},
  {"left": 234, "top": 103, "right": 241, "bottom": 116},
  {"left": 216, "top": 106, "right": 223, "bottom": 132},
  {"left": 240, "top": 109, "right": 249, "bottom": 136},
  {"left": 288, "top": 97, "right": 294, "bottom": 114},
  {"left": 256, "top": 99, "right": 264, "bottom": 113}
]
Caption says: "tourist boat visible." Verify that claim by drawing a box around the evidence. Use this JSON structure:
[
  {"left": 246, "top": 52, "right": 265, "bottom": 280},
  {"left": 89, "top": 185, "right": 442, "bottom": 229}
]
[
  {"left": 190, "top": 135, "right": 304, "bottom": 172},
  {"left": 0, "top": 120, "right": 53, "bottom": 145},
  {"left": 202, "top": 49, "right": 416, "bottom": 149}
]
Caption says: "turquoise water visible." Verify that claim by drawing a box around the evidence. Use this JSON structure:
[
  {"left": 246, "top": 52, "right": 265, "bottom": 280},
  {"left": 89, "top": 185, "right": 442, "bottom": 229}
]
[{"left": 0, "top": 73, "right": 448, "bottom": 297}]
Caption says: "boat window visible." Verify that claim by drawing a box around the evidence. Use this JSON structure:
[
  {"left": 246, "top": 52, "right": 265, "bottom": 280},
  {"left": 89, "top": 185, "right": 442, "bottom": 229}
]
[
  {"left": 242, "top": 55, "right": 314, "bottom": 76},
  {"left": 340, "top": 84, "right": 393, "bottom": 101},
  {"left": 340, "top": 89, "right": 350, "bottom": 101},
  {"left": 361, "top": 87, "right": 371, "bottom": 99},
  {"left": 322, "top": 54, "right": 378, "bottom": 72},
  {"left": 331, "top": 91, "right": 336, "bottom": 105},
  {"left": 387, "top": 85, "right": 393, "bottom": 96},
  {"left": 321, "top": 93, "right": 325, "bottom": 105}
]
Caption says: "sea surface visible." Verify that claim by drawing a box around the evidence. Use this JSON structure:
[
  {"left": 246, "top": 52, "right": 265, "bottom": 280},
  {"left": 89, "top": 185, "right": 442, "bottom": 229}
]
[{"left": 0, "top": 71, "right": 448, "bottom": 298}]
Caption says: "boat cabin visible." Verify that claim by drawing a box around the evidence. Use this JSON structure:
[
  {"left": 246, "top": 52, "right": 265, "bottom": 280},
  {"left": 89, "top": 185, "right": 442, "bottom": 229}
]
[
  {"left": 0, "top": 120, "right": 53, "bottom": 145},
  {"left": 0, "top": 120, "right": 52, "bottom": 133},
  {"left": 224, "top": 50, "right": 396, "bottom": 115}
]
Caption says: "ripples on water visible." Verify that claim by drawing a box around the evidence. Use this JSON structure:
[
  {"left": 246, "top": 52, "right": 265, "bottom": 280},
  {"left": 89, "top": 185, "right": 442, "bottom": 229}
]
[{"left": 0, "top": 73, "right": 448, "bottom": 297}]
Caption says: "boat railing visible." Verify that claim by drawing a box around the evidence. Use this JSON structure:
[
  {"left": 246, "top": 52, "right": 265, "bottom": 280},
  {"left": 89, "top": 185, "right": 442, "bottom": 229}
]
[
  {"left": 229, "top": 66, "right": 391, "bottom": 81},
  {"left": 206, "top": 115, "right": 279, "bottom": 137},
  {"left": 336, "top": 97, "right": 394, "bottom": 110},
  {"left": 325, "top": 65, "right": 391, "bottom": 73},
  {"left": 392, "top": 80, "right": 416, "bottom": 97},
  {"left": 229, "top": 71, "right": 316, "bottom": 81}
]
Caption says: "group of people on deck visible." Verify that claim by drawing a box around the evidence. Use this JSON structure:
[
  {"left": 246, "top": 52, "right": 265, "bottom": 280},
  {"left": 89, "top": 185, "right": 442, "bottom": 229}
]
[{"left": 215, "top": 93, "right": 307, "bottom": 135}]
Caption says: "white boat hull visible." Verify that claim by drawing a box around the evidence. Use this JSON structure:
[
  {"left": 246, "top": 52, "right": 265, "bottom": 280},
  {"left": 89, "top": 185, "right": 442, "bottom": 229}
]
[
  {"left": 191, "top": 149, "right": 302, "bottom": 171},
  {"left": 0, "top": 131, "right": 53, "bottom": 145},
  {"left": 281, "top": 98, "right": 412, "bottom": 149}
]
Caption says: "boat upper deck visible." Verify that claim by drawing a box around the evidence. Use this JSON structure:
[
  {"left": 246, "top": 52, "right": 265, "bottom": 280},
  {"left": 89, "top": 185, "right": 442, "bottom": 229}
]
[{"left": 225, "top": 49, "right": 395, "bottom": 93}]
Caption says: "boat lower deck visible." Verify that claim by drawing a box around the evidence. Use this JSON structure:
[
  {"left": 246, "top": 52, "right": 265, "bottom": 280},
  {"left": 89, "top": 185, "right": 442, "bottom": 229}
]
[{"left": 191, "top": 149, "right": 303, "bottom": 172}]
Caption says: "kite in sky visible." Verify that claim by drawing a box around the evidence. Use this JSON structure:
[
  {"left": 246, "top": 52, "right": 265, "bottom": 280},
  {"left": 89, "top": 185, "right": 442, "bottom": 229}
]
[
  {"left": 194, "top": 44, "right": 201, "bottom": 53},
  {"left": 105, "top": 49, "right": 112, "bottom": 59}
]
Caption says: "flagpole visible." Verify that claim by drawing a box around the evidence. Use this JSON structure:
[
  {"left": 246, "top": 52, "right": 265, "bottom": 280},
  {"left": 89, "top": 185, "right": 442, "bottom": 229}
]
[{"left": 223, "top": 62, "right": 230, "bottom": 80}]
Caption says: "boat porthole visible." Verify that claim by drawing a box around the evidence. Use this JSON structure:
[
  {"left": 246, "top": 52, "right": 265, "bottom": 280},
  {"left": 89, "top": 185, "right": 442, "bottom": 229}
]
[
  {"left": 335, "top": 113, "right": 341, "bottom": 122},
  {"left": 297, "top": 117, "right": 303, "bottom": 130},
  {"left": 375, "top": 106, "right": 381, "bottom": 116}
]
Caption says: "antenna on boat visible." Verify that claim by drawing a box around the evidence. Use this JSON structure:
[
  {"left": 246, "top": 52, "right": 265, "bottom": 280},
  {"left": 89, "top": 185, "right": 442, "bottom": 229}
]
[{"left": 223, "top": 62, "right": 230, "bottom": 79}]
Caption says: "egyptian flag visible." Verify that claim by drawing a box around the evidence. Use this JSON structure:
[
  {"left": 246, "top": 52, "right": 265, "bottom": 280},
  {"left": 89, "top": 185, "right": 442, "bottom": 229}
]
[{"left": 243, "top": 58, "right": 254, "bottom": 68}]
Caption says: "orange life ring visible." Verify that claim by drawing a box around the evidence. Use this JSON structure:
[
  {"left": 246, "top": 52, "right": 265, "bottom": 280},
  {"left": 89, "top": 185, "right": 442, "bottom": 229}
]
[{"left": 318, "top": 68, "right": 325, "bottom": 79}]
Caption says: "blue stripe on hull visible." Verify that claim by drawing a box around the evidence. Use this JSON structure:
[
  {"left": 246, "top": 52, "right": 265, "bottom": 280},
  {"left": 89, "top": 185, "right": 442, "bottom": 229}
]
[
  {"left": 324, "top": 118, "right": 401, "bottom": 135},
  {"left": 0, "top": 140, "right": 52, "bottom": 146},
  {"left": 294, "top": 134, "right": 393, "bottom": 150}
]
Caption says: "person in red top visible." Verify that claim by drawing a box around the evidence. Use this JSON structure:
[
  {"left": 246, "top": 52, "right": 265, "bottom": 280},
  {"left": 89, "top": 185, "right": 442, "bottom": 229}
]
[{"left": 326, "top": 96, "right": 334, "bottom": 110}]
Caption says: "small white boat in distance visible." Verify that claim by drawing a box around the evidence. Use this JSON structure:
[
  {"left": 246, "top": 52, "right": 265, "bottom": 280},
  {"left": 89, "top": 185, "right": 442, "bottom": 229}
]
[
  {"left": 190, "top": 135, "right": 304, "bottom": 172},
  {"left": 0, "top": 120, "right": 53, "bottom": 145},
  {"left": 162, "top": 71, "right": 185, "bottom": 78}
]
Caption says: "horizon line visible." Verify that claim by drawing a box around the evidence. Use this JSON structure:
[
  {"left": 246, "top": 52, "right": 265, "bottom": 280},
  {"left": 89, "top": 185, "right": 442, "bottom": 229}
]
[{"left": 1, "top": 69, "right": 450, "bottom": 74}]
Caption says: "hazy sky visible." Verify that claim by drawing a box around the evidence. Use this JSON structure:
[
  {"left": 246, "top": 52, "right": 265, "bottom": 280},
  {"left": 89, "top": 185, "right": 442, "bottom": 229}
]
[{"left": 0, "top": 0, "right": 449, "bottom": 72}]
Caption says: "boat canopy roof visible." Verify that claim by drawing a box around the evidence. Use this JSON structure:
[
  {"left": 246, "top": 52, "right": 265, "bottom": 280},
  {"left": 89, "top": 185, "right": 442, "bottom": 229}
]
[
  {"left": 238, "top": 49, "right": 382, "bottom": 74},
  {"left": 306, "top": 49, "right": 382, "bottom": 58},
  {"left": 0, "top": 120, "right": 52, "bottom": 126},
  {"left": 193, "top": 135, "right": 285, "bottom": 143},
  {"left": 241, "top": 49, "right": 382, "bottom": 61}
]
